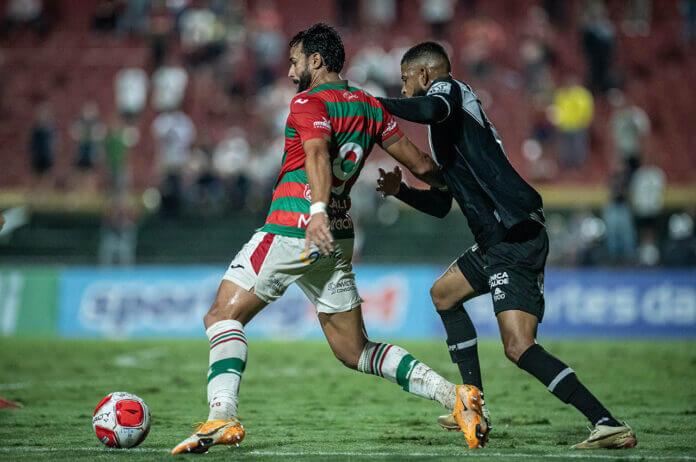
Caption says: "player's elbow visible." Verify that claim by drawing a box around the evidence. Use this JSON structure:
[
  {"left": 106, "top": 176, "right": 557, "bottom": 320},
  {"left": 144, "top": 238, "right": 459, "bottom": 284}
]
[
  {"left": 433, "top": 203, "right": 452, "bottom": 219},
  {"left": 410, "top": 158, "right": 437, "bottom": 179}
]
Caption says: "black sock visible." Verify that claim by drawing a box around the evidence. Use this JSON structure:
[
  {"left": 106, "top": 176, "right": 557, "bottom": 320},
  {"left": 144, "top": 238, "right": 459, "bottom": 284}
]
[
  {"left": 437, "top": 305, "right": 483, "bottom": 392},
  {"left": 517, "top": 344, "right": 619, "bottom": 426}
]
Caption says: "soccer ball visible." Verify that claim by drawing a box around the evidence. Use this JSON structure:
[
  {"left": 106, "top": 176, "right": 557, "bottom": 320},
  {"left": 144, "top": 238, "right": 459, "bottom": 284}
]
[{"left": 92, "top": 392, "right": 151, "bottom": 448}]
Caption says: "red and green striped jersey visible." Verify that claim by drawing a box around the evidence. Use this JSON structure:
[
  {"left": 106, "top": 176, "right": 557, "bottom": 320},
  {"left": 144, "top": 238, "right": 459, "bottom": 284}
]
[{"left": 260, "top": 81, "right": 403, "bottom": 239}]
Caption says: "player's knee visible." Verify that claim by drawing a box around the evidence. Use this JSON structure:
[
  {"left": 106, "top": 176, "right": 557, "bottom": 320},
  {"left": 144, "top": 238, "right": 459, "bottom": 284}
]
[
  {"left": 503, "top": 337, "right": 534, "bottom": 364},
  {"left": 430, "top": 281, "right": 453, "bottom": 311},
  {"left": 204, "top": 300, "right": 244, "bottom": 328}
]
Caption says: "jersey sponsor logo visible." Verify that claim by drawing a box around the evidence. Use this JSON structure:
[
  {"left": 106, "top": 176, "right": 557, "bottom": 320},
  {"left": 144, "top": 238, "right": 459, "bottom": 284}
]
[
  {"left": 329, "top": 215, "right": 352, "bottom": 231},
  {"left": 342, "top": 91, "right": 358, "bottom": 101},
  {"left": 327, "top": 279, "right": 357, "bottom": 295},
  {"left": 427, "top": 81, "right": 451, "bottom": 96},
  {"left": 489, "top": 271, "right": 509, "bottom": 288},
  {"left": 295, "top": 98, "right": 309, "bottom": 105},
  {"left": 303, "top": 184, "right": 312, "bottom": 201},
  {"left": 229, "top": 264, "right": 244, "bottom": 270},
  {"left": 297, "top": 214, "right": 311, "bottom": 228},
  {"left": 384, "top": 119, "right": 398, "bottom": 135},
  {"left": 493, "top": 287, "right": 506, "bottom": 302},
  {"left": 313, "top": 117, "right": 331, "bottom": 131}
]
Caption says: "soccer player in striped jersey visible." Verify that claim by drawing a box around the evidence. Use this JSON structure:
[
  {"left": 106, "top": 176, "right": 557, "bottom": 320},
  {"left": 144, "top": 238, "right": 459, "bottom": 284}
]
[{"left": 171, "top": 23, "right": 487, "bottom": 454}]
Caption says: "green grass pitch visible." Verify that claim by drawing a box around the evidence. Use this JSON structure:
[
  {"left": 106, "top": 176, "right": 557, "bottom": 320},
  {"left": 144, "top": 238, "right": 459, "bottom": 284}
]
[{"left": 1, "top": 338, "right": 695, "bottom": 461}]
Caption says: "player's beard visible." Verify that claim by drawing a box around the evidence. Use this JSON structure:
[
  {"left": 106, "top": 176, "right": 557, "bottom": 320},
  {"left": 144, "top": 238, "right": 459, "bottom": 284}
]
[{"left": 294, "top": 68, "right": 312, "bottom": 93}]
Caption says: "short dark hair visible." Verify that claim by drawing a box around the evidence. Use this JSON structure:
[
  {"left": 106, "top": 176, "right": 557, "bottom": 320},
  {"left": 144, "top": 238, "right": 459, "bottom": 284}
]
[
  {"left": 401, "top": 41, "right": 451, "bottom": 72},
  {"left": 289, "top": 23, "right": 345, "bottom": 74}
]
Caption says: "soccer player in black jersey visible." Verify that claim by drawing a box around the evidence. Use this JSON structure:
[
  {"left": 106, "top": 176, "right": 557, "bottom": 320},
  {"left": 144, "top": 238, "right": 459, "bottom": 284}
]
[{"left": 376, "top": 42, "right": 637, "bottom": 450}]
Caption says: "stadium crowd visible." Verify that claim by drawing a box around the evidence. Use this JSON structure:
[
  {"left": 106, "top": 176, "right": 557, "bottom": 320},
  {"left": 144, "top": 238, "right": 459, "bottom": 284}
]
[{"left": 2, "top": 0, "right": 695, "bottom": 267}]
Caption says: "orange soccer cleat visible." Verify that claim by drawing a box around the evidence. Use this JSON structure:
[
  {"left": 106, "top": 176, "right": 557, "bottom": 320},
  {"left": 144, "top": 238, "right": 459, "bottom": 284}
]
[
  {"left": 171, "top": 418, "right": 245, "bottom": 454},
  {"left": 452, "top": 385, "right": 489, "bottom": 449}
]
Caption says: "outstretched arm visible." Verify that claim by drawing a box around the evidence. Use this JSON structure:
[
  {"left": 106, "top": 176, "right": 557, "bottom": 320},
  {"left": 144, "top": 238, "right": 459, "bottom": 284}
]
[
  {"left": 377, "top": 95, "right": 450, "bottom": 125},
  {"left": 382, "top": 136, "right": 445, "bottom": 188},
  {"left": 377, "top": 166, "right": 452, "bottom": 218}
]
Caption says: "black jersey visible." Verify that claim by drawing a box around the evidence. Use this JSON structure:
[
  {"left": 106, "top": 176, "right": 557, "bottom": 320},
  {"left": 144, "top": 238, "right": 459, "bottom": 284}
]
[{"left": 380, "top": 77, "right": 544, "bottom": 249}]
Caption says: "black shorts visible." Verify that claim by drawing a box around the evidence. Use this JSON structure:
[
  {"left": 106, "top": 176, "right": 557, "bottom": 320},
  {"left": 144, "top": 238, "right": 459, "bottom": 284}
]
[{"left": 457, "top": 227, "right": 549, "bottom": 321}]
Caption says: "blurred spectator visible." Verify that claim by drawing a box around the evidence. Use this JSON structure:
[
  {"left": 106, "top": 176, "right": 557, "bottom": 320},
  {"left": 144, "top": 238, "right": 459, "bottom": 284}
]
[
  {"left": 461, "top": 16, "right": 506, "bottom": 80},
  {"left": 541, "top": 0, "right": 569, "bottom": 27},
  {"left": 346, "top": 45, "right": 391, "bottom": 91},
  {"left": 552, "top": 77, "right": 594, "bottom": 169},
  {"left": 93, "top": 0, "right": 121, "bottom": 32},
  {"left": 523, "top": 94, "right": 558, "bottom": 181},
  {"left": 99, "top": 191, "right": 137, "bottom": 266},
  {"left": 115, "top": 67, "right": 148, "bottom": 119},
  {"left": 361, "top": 0, "right": 396, "bottom": 28},
  {"left": 622, "top": 0, "right": 651, "bottom": 37},
  {"left": 420, "top": 0, "right": 455, "bottom": 39},
  {"left": 681, "top": 0, "right": 696, "bottom": 45},
  {"left": 576, "top": 213, "right": 608, "bottom": 266},
  {"left": 249, "top": 2, "right": 285, "bottom": 89},
  {"left": 213, "top": 127, "right": 251, "bottom": 210},
  {"left": 520, "top": 7, "right": 555, "bottom": 98},
  {"left": 152, "top": 58, "right": 188, "bottom": 111},
  {"left": 148, "top": 0, "right": 174, "bottom": 68},
  {"left": 336, "top": 0, "right": 358, "bottom": 28},
  {"left": 1, "top": 0, "right": 47, "bottom": 37},
  {"left": 602, "top": 167, "right": 636, "bottom": 263},
  {"left": 105, "top": 115, "right": 139, "bottom": 193},
  {"left": 152, "top": 109, "right": 195, "bottom": 216},
  {"left": 70, "top": 102, "right": 106, "bottom": 191},
  {"left": 609, "top": 90, "right": 650, "bottom": 175},
  {"left": 662, "top": 212, "right": 696, "bottom": 266},
  {"left": 179, "top": 6, "right": 225, "bottom": 67},
  {"left": 184, "top": 140, "right": 225, "bottom": 215},
  {"left": 581, "top": 0, "right": 616, "bottom": 93},
  {"left": 0, "top": 50, "right": 5, "bottom": 117},
  {"left": 117, "top": 0, "right": 150, "bottom": 37},
  {"left": 630, "top": 164, "right": 665, "bottom": 265},
  {"left": 29, "top": 103, "right": 57, "bottom": 189}
]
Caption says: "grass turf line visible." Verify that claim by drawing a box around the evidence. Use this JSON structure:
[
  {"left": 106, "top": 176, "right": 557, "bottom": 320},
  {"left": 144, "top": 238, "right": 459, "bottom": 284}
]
[{"left": 0, "top": 339, "right": 694, "bottom": 461}]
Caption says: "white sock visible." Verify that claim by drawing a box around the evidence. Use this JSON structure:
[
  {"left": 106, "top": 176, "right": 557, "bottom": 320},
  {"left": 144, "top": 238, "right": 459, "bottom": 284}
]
[
  {"left": 357, "top": 341, "right": 456, "bottom": 411},
  {"left": 206, "top": 320, "right": 247, "bottom": 420}
]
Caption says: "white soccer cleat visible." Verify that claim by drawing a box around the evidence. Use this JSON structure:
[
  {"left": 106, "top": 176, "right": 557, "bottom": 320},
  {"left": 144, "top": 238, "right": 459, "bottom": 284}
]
[{"left": 572, "top": 421, "right": 637, "bottom": 449}]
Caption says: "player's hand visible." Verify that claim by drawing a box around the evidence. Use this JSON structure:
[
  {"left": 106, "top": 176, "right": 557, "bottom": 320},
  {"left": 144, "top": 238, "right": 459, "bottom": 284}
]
[
  {"left": 376, "top": 166, "right": 403, "bottom": 198},
  {"left": 305, "top": 212, "right": 334, "bottom": 255}
]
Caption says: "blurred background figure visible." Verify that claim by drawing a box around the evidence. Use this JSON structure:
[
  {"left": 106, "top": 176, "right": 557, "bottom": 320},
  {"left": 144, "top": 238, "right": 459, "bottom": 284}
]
[
  {"left": 99, "top": 190, "right": 137, "bottom": 266},
  {"left": 151, "top": 108, "right": 195, "bottom": 216},
  {"left": 581, "top": 0, "right": 616, "bottom": 93},
  {"left": 552, "top": 76, "right": 594, "bottom": 170},
  {"left": 28, "top": 103, "right": 57, "bottom": 191},
  {"left": 420, "top": 0, "right": 456, "bottom": 40},
  {"left": 115, "top": 67, "right": 148, "bottom": 120},
  {"left": 609, "top": 89, "right": 650, "bottom": 176},
  {"left": 602, "top": 166, "right": 636, "bottom": 264},
  {"left": 70, "top": 101, "right": 106, "bottom": 192},
  {"left": 630, "top": 162, "right": 666, "bottom": 266}
]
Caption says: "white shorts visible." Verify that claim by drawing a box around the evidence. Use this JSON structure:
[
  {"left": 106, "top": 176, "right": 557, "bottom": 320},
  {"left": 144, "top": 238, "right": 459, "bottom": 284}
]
[{"left": 222, "top": 231, "right": 362, "bottom": 314}]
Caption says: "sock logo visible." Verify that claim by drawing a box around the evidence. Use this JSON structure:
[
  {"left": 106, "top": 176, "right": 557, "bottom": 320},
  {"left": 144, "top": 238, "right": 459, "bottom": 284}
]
[{"left": 493, "top": 287, "right": 506, "bottom": 301}]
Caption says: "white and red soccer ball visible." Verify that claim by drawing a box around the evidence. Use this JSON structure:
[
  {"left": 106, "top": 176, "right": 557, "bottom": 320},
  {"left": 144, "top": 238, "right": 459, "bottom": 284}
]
[{"left": 92, "top": 392, "right": 151, "bottom": 448}]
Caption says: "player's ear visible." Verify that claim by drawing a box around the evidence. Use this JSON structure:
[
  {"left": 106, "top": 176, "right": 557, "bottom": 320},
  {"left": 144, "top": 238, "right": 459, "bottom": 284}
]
[
  {"left": 418, "top": 68, "right": 429, "bottom": 90},
  {"left": 310, "top": 52, "right": 323, "bottom": 70}
]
